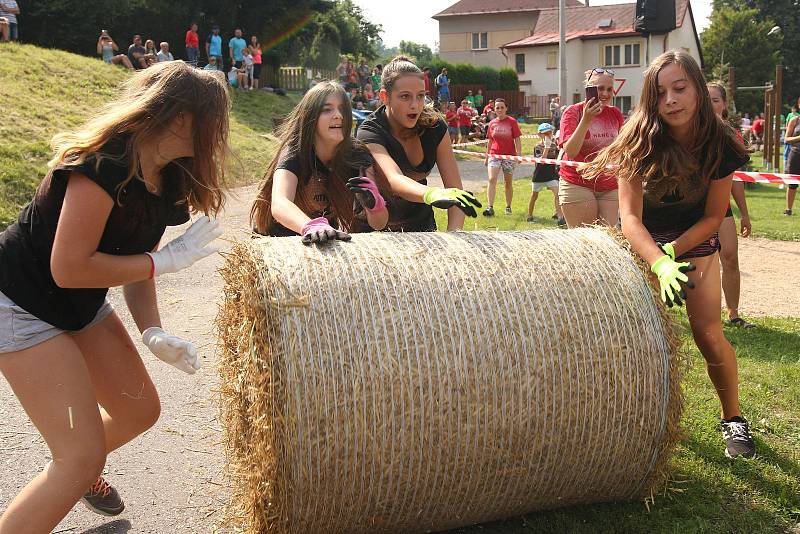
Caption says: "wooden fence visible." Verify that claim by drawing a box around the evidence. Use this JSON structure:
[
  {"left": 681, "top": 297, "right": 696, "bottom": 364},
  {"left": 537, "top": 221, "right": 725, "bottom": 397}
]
[
  {"left": 261, "top": 66, "right": 337, "bottom": 91},
  {"left": 447, "top": 84, "right": 526, "bottom": 115},
  {"left": 526, "top": 95, "right": 552, "bottom": 119}
]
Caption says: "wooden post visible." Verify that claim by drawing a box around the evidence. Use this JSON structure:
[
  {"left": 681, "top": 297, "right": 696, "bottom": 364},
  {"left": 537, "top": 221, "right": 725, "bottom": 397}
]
[
  {"left": 764, "top": 87, "right": 772, "bottom": 169},
  {"left": 774, "top": 65, "right": 783, "bottom": 171},
  {"left": 728, "top": 66, "right": 736, "bottom": 115}
]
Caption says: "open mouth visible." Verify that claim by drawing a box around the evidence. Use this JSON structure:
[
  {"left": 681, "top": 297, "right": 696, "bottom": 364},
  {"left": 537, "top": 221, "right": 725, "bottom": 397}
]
[{"left": 407, "top": 114, "right": 418, "bottom": 121}]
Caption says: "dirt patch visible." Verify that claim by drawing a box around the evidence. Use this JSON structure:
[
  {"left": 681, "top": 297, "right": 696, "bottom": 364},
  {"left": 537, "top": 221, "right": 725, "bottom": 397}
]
[{"left": 1, "top": 174, "right": 799, "bottom": 533}]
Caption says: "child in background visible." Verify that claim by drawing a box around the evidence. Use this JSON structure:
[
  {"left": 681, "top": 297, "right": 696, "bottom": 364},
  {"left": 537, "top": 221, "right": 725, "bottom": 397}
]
[
  {"left": 228, "top": 65, "right": 239, "bottom": 88},
  {"left": 242, "top": 46, "right": 254, "bottom": 90},
  {"left": 445, "top": 102, "right": 459, "bottom": 144},
  {"left": 457, "top": 99, "right": 476, "bottom": 145},
  {"left": 527, "top": 122, "right": 563, "bottom": 225}
]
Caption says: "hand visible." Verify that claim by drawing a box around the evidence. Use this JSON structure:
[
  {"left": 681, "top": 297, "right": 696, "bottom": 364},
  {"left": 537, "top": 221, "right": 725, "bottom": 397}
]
[
  {"left": 581, "top": 98, "right": 603, "bottom": 122},
  {"left": 147, "top": 216, "right": 222, "bottom": 276},
  {"left": 142, "top": 327, "right": 200, "bottom": 374},
  {"left": 650, "top": 255, "right": 696, "bottom": 308},
  {"left": 423, "top": 187, "right": 482, "bottom": 217},
  {"left": 740, "top": 216, "right": 751, "bottom": 237},
  {"left": 347, "top": 174, "right": 386, "bottom": 213},
  {"left": 658, "top": 242, "right": 676, "bottom": 261},
  {"left": 301, "top": 217, "right": 351, "bottom": 245}
]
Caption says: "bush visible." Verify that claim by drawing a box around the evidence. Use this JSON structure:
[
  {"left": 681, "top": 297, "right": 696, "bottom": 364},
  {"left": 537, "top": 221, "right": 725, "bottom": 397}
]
[
  {"left": 423, "top": 57, "right": 518, "bottom": 90},
  {"left": 498, "top": 68, "right": 519, "bottom": 90}
]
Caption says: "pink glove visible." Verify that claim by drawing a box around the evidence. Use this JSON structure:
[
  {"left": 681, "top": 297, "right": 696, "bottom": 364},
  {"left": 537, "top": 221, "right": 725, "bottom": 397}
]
[
  {"left": 346, "top": 176, "right": 386, "bottom": 214},
  {"left": 300, "top": 217, "right": 351, "bottom": 245}
]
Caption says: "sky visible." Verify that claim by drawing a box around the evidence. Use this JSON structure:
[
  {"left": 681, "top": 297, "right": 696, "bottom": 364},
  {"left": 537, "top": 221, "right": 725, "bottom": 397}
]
[{"left": 353, "top": 0, "right": 714, "bottom": 51}]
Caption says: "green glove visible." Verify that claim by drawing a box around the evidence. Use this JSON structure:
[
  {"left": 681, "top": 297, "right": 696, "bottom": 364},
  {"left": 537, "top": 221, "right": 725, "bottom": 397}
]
[
  {"left": 658, "top": 242, "right": 676, "bottom": 261},
  {"left": 650, "top": 255, "right": 696, "bottom": 307},
  {"left": 423, "top": 187, "right": 482, "bottom": 218}
]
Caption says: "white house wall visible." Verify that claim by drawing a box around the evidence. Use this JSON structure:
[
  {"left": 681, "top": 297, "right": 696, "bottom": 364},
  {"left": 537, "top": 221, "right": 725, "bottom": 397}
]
[{"left": 438, "top": 12, "right": 538, "bottom": 70}]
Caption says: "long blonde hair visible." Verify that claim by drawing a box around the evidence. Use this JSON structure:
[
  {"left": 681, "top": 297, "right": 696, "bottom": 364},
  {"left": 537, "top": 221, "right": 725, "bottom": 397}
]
[
  {"left": 250, "top": 81, "right": 372, "bottom": 234},
  {"left": 45, "top": 61, "right": 231, "bottom": 215},
  {"left": 584, "top": 50, "right": 746, "bottom": 187}
]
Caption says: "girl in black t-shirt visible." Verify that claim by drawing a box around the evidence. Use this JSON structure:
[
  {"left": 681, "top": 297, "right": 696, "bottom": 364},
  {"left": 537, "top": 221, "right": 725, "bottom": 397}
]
[
  {"left": 250, "top": 81, "right": 388, "bottom": 242},
  {"left": 0, "top": 62, "right": 231, "bottom": 532},
  {"left": 357, "top": 56, "right": 481, "bottom": 232},
  {"left": 587, "top": 50, "right": 754, "bottom": 460}
]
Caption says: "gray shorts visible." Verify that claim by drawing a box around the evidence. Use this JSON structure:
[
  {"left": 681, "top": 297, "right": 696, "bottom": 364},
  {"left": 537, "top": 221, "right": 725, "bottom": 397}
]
[{"left": 0, "top": 290, "right": 114, "bottom": 354}]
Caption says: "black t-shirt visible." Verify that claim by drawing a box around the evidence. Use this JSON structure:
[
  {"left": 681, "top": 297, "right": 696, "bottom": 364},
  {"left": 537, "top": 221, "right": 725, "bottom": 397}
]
[
  {"left": 0, "top": 136, "right": 190, "bottom": 330},
  {"left": 642, "top": 137, "right": 749, "bottom": 233},
  {"left": 532, "top": 142, "right": 559, "bottom": 183},
  {"left": 127, "top": 44, "right": 146, "bottom": 67},
  {"left": 356, "top": 106, "right": 447, "bottom": 232},
  {"left": 265, "top": 147, "right": 375, "bottom": 237}
]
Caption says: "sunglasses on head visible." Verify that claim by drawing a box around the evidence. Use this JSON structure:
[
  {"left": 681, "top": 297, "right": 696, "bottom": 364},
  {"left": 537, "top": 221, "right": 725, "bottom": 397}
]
[{"left": 591, "top": 67, "right": 616, "bottom": 76}]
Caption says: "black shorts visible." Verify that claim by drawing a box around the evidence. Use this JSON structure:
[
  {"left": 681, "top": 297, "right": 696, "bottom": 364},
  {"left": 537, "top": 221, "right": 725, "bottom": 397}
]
[
  {"left": 650, "top": 229, "right": 720, "bottom": 260},
  {"left": 252, "top": 63, "right": 261, "bottom": 80},
  {"left": 234, "top": 60, "right": 243, "bottom": 69},
  {"left": 725, "top": 206, "right": 733, "bottom": 218},
  {"left": 459, "top": 125, "right": 470, "bottom": 136}
]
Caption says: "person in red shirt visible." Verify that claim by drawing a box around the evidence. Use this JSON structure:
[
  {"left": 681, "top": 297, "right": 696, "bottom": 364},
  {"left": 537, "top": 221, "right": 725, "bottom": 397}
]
[
  {"left": 482, "top": 98, "right": 522, "bottom": 216},
  {"left": 184, "top": 22, "right": 199, "bottom": 66},
  {"left": 558, "top": 68, "right": 624, "bottom": 227},
  {"left": 445, "top": 101, "right": 459, "bottom": 144},
  {"left": 751, "top": 113, "right": 765, "bottom": 151},
  {"left": 456, "top": 99, "right": 476, "bottom": 144},
  {"left": 483, "top": 100, "right": 496, "bottom": 121},
  {"left": 422, "top": 67, "right": 432, "bottom": 96}
]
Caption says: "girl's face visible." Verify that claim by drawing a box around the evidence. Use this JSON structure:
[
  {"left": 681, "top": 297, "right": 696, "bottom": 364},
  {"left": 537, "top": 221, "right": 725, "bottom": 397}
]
[
  {"left": 494, "top": 101, "right": 507, "bottom": 117},
  {"left": 382, "top": 74, "right": 426, "bottom": 130},
  {"left": 657, "top": 63, "right": 698, "bottom": 137},
  {"left": 588, "top": 73, "right": 615, "bottom": 105},
  {"left": 708, "top": 86, "right": 726, "bottom": 117},
  {"left": 316, "top": 94, "right": 346, "bottom": 146}
]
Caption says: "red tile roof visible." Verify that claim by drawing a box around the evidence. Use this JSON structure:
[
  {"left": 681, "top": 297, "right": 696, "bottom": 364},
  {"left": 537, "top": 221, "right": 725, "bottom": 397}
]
[
  {"left": 434, "top": 0, "right": 583, "bottom": 18},
  {"left": 502, "top": 0, "right": 691, "bottom": 48}
]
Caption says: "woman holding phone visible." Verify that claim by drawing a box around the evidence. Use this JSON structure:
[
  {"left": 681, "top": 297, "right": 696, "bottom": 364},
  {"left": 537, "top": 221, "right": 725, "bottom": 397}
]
[{"left": 558, "top": 68, "right": 624, "bottom": 227}]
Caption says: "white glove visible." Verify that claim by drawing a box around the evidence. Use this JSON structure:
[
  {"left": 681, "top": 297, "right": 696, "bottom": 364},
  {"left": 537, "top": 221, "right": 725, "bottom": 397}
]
[
  {"left": 147, "top": 216, "right": 222, "bottom": 276},
  {"left": 142, "top": 327, "right": 200, "bottom": 374}
]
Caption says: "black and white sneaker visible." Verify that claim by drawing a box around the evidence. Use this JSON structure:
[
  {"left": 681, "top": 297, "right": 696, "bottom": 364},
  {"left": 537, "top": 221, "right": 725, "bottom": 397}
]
[
  {"left": 721, "top": 416, "right": 756, "bottom": 459},
  {"left": 81, "top": 476, "right": 125, "bottom": 516}
]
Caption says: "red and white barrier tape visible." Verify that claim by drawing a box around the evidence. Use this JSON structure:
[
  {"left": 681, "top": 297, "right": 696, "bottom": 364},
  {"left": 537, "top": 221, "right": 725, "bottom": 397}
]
[{"left": 452, "top": 149, "right": 800, "bottom": 184}]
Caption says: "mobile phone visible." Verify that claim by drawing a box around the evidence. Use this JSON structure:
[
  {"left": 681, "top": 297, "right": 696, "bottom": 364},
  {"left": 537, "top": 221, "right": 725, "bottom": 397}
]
[{"left": 585, "top": 85, "right": 599, "bottom": 102}]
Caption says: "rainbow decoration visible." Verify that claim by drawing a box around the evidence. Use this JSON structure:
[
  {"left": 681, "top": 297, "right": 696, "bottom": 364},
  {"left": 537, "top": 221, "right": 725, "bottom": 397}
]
[{"left": 263, "top": 12, "right": 315, "bottom": 52}]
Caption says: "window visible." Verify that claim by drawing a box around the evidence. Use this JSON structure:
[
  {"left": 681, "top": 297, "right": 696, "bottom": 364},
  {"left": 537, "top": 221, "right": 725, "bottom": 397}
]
[
  {"left": 613, "top": 96, "right": 632, "bottom": 114},
  {"left": 547, "top": 51, "right": 558, "bottom": 69},
  {"left": 515, "top": 53, "right": 525, "bottom": 74},
  {"left": 471, "top": 32, "right": 488, "bottom": 50},
  {"left": 604, "top": 42, "right": 641, "bottom": 67}
]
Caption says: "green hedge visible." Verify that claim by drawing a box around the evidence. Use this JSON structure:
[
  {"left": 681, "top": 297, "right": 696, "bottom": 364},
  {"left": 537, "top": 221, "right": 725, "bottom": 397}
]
[{"left": 425, "top": 58, "right": 518, "bottom": 90}]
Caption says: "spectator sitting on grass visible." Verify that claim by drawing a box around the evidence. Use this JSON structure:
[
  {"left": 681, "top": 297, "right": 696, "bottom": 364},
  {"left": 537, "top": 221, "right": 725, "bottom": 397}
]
[
  {"left": 228, "top": 64, "right": 240, "bottom": 88},
  {"left": 0, "top": 0, "right": 19, "bottom": 41},
  {"left": 363, "top": 83, "right": 379, "bottom": 109},
  {"left": 143, "top": 39, "right": 158, "bottom": 67},
  {"left": 97, "top": 30, "right": 133, "bottom": 69},
  {"left": 127, "top": 35, "right": 147, "bottom": 69},
  {"left": 203, "top": 55, "right": 220, "bottom": 71},
  {"left": 157, "top": 41, "right": 174, "bottom": 62}
]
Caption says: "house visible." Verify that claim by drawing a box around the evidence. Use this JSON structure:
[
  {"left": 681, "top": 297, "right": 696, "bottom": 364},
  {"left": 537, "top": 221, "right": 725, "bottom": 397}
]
[{"left": 434, "top": 0, "right": 702, "bottom": 115}]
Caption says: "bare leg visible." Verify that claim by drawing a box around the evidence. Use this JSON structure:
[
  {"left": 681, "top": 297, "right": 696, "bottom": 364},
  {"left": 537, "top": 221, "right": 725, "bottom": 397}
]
[
  {"left": 685, "top": 253, "right": 741, "bottom": 420},
  {"left": 787, "top": 187, "right": 797, "bottom": 212},
  {"left": 560, "top": 199, "right": 598, "bottom": 228},
  {"left": 503, "top": 172, "right": 514, "bottom": 210},
  {"left": 718, "top": 216, "right": 741, "bottom": 321},
  {"left": 0, "top": 335, "right": 107, "bottom": 534},
  {"left": 486, "top": 165, "right": 501, "bottom": 210},
  {"left": 549, "top": 186, "right": 563, "bottom": 219},
  {"left": 597, "top": 198, "right": 620, "bottom": 227},
  {"left": 527, "top": 190, "right": 539, "bottom": 217}
]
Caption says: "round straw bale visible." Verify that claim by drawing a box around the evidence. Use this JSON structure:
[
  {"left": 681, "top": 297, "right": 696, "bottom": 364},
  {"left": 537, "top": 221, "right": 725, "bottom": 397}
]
[{"left": 216, "top": 228, "right": 683, "bottom": 534}]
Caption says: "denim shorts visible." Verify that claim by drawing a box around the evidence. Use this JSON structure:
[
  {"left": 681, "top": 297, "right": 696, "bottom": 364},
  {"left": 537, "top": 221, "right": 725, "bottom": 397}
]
[{"left": 0, "top": 290, "right": 114, "bottom": 354}]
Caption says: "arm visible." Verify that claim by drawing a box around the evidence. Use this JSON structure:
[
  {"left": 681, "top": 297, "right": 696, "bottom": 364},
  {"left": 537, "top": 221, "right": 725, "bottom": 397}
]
[
  {"left": 111, "top": 40, "right": 118, "bottom": 52},
  {"left": 562, "top": 100, "right": 601, "bottom": 158},
  {"left": 363, "top": 167, "right": 389, "bottom": 231},
  {"left": 365, "top": 143, "right": 429, "bottom": 202},
  {"left": 51, "top": 173, "right": 154, "bottom": 288},
  {"left": 730, "top": 180, "right": 751, "bottom": 237},
  {"left": 205, "top": 40, "right": 210, "bottom": 58},
  {"left": 785, "top": 117, "right": 800, "bottom": 144},
  {"left": 4, "top": 2, "right": 19, "bottom": 14},
  {"left": 229, "top": 41, "right": 234, "bottom": 61},
  {"left": 434, "top": 133, "right": 466, "bottom": 231},
  {"left": 671, "top": 175, "right": 734, "bottom": 257},
  {"left": 618, "top": 177, "right": 665, "bottom": 265},
  {"left": 270, "top": 168, "right": 313, "bottom": 233},
  {"left": 96, "top": 38, "right": 103, "bottom": 55},
  {"left": 123, "top": 277, "right": 161, "bottom": 333},
  {"left": 514, "top": 136, "right": 522, "bottom": 157}
]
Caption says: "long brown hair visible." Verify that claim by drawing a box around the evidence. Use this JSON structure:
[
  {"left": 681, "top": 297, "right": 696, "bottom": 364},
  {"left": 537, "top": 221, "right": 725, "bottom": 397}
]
[
  {"left": 45, "top": 60, "right": 230, "bottom": 215},
  {"left": 584, "top": 50, "right": 746, "bottom": 188},
  {"left": 250, "top": 81, "right": 370, "bottom": 234},
  {"left": 707, "top": 81, "right": 729, "bottom": 119},
  {"left": 381, "top": 55, "right": 442, "bottom": 136}
]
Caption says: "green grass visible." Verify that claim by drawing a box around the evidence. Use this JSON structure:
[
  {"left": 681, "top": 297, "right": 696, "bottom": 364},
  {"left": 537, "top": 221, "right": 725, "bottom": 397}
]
[
  {"left": 438, "top": 165, "right": 799, "bottom": 241},
  {"left": 0, "top": 43, "right": 298, "bottom": 229}
]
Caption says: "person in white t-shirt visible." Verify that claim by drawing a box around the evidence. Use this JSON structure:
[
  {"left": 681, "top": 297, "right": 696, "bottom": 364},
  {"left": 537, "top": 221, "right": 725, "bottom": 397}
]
[
  {"left": 156, "top": 42, "right": 174, "bottom": 62},
  {"left": 242, "top": 46, "right": 254, "bottom": 90}
]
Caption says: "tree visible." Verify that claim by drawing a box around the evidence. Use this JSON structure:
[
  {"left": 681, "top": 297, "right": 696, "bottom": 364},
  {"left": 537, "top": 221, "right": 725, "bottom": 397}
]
[
  {"left": 398, "top": 41, "right": 433, "bottom": 65},
  {"left": 701, "top": 5, "right": 782, "bottom": 115}
]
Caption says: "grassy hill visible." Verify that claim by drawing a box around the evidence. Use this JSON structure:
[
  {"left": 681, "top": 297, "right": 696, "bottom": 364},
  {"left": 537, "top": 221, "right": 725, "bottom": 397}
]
[{"left": 0, "top": 42, "right": 298, "bottom": 228}]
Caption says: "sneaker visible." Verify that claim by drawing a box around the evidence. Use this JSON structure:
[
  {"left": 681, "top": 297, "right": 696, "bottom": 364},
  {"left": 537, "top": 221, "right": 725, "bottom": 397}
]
[
  {"left": 526, "top": 215, "right": 534, "bottom": 222},
  {"left": 82, "top": 476, "right": 125, "bottom": 516},
  {"left": 505, "top": 206, "right": 512, "bottom": 215},
  {"left": 784, "top": 209, "right": 793, "bottom": 216},
  {"left": 557, "top": 218, "right": 566, "bottom": 227},
  {"left": 720, "top": 416, "right": 756, "bottom": 459},
  {"left": 483, "top": 206, "right": 495, "bottom": 217}
]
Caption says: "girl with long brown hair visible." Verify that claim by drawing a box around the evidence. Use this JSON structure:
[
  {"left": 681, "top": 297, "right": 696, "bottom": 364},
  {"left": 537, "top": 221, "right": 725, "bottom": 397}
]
[
  {"left": 587, "top": 50, "right": 754, "bottom": 459},
  {"left": 357, "top": 56, "right": 480, "bottom": 232},
  {"left": 0, "top": 61, "right": 231, "bottom": 532},
  {"left": 251, "top": 81, "right": 388, "bottom": 242}
]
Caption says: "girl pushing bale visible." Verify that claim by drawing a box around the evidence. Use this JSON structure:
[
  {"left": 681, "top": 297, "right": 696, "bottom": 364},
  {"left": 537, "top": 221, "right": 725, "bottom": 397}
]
[{"left": 216, "top": 228, "right": 683, "bottom": 534}]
